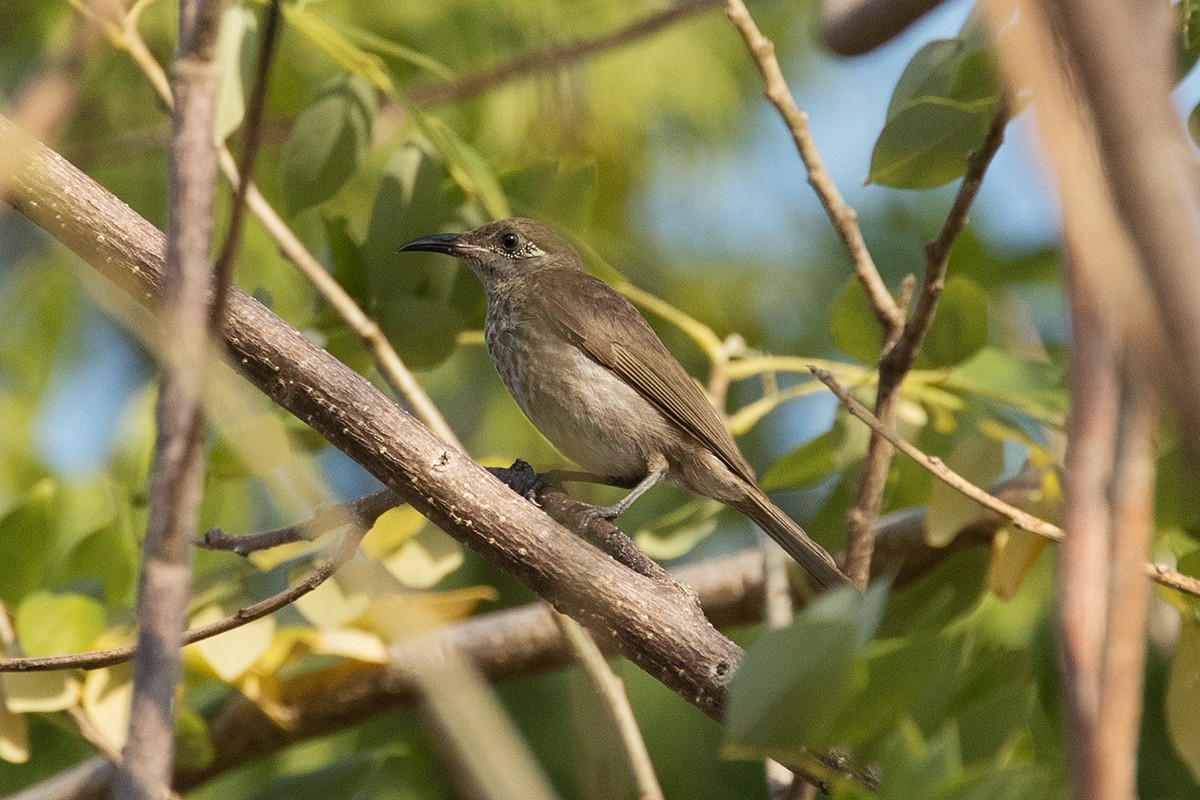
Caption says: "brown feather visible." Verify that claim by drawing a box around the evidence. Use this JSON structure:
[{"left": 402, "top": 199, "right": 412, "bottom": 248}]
[{"left": 530, "top": 269, "right": 757, "bottom": 487}]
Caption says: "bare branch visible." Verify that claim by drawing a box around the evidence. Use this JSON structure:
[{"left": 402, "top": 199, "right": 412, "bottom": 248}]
[
  {"left": 553, "top": 612, "right": 664, "bottom": 800},
  {"left": 1046, "top": 0, "right": 1200, "bottom": 465},
  {"left": 408, "top": 0, "right": 724, "bottom": 107},
  {"left": 3, "top": 116, "right": 744, "bottom": 724},
  {"left": 210, "top": 0, "right": 282, "bottom": 328},
  {"left": 0, "top": 527, "right": 361, "bottom": 673},
  {"left": 813, "top": 367, "right": 1200, "bottom": 599},
  {"left": 841, "top": 102, "right": 1010, "bottom": 585},
  {"left": 115, "top": 1, "right": 227, "bottom": 796},
  {"left": 113, "top": 17, "right": 464, "bottom": 451},
  {"left": 13, "top": 504, "right": 982, "bottom": 799},
  {"left": 723, "top": 0, "right": 901, "bottom": 334},
  {"left": 724, "top": 0, "right": 1009, "bottom": 589}
]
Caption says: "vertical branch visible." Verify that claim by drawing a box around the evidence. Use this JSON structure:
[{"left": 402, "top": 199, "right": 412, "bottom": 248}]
[
  {"left": 110, "top": 18, "right": 465, "bottom": 451},
  {"left": 723, "top": 0, "right": 901, "bottom": 332},
  {"left": 725, "top": 0, "right": 1007, "bottom": 586},
  {"left": 841, "top": 105, "right": 1009, "bottom": 586},
  {"left": 1056, "top": 268, "right": 1120, "bottom": 796},
  {"left": 981, "top": 0, "right": 1165, "bottom": 797},
  {"left": 210, "top": 0, "right": 282, "bottom": 326},
  {"left": 1099, "top": 369, "right": 1158, "bottom": 794},
  {"left": 113, "top": 1, "right": 227, "bottom": 798},
  {"left": 552, "top": 611, "right": 664, "bottom": 800}
]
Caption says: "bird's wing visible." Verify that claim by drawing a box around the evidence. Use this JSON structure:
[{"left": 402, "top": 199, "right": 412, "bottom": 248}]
[{"left": 534, "top": 270, "right": 757, "bottom": 485}]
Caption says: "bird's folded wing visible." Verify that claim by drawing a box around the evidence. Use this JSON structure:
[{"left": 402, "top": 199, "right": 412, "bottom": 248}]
[{"left": 536, "top": 271, "right": 757, "bottom": 486}]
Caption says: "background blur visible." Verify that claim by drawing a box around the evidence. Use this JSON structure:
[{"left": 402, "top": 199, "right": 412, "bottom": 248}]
[{"left": 4, "top": 0, "right": 1199, "bottom": 797}]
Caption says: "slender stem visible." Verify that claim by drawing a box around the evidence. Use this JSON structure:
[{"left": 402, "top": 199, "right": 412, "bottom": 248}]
[
  {"left": 0, "top": 530, "right": 362, "bottom": 673},
  {"left": 553, "top": 611, "right": 665, "bottom": 800},
  {"left": 112, "top": 14, "right": 465, "bottom": 451},
  {"left": 408, "top": 0, "right": 724, "bottom": 107},
  {"left": 813, "top": 367, "right": 1200, "bottom": 599},
  {"left": 724, "top": 0, "right": 900, "bottom": 334},
  {"left": 210, "top": 0, "right": 281, "bottom": 328},
  {"left": 842, "top": 103, "right": 1009, "bottom": 586}
]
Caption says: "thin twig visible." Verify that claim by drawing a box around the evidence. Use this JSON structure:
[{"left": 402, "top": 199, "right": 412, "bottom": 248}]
[
  {"left": 842, "top": 103, "right": 1010, "bottom": 586},
  {"left": 0, "top": 530, "right": 362, "bottom": 673},
  {"left": 201, "top": 488, "right": 397, "bottom": 554},
  {"left": 812, "top": 367, "right": 1200, "bottom": 599},
  {"left": 116, "top": 0, "right": 227, "bottom": 796},
  {"left": 210, "top": 0, "right": 282, "bottom": 328},
  {"left": 759, "top": 537, "right": 804, "bottom": 799},
  {"left": 553, "top": 611, "right": 665, "bottom": 800},
  {"left": 889, "top": 103, "right": 1010, "bottom": 375},
  {"left": 14, "top": 507, "right": 969, "bottom": 798},
  {"left": 724, "top": 0, "right": 900, "bottom": 333},
  {"left": 408, "top": 0, "right": 724, "bottom": 107},
  {"left": 114, "top": 15, "right": 464, "bottom": 451}
]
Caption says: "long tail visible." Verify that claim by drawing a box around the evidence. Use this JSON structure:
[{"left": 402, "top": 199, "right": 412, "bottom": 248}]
[{"left": 734, "top": 489, "right": 851, "bottom": 590}]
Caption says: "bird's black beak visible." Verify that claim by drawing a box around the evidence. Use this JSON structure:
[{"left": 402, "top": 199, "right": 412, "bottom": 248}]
[{"left": 396, "top": 232, "right": 463, "bottom": 256}]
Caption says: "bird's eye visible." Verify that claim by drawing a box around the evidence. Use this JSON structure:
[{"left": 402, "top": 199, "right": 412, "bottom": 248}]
[{"left": 499, "top": 232, "right": 520, "bottom": 252}]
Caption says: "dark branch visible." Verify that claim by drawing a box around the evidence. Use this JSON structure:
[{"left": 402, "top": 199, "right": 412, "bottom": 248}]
[{"left": 408, "top": 0, "right": 723, "bottom": 107}]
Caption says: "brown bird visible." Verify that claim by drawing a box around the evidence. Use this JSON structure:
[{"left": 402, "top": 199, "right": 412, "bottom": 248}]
[{"left": 399, "top": 218, "right": 849, "bottom": 589}]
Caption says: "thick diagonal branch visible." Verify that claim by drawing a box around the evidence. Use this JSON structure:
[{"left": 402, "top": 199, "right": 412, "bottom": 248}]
[{"left": 1, "top": 114, "right": 741, "bottom": 723}]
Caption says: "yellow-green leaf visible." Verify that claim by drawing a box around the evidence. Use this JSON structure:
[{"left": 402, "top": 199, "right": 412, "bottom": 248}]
[
  {"left": 188, "top": 606, "right": 276, "bottom": 682},
  {"left": 2, "top": 671, "right": 79, "bottom": 713},
  {"left": 381, "top": 526, "right": 464, "bottom": 589}
]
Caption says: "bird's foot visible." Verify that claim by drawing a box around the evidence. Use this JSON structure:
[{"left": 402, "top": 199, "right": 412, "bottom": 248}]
[{"left": 576, "top": 501, "right": 625, "bottom": 529}]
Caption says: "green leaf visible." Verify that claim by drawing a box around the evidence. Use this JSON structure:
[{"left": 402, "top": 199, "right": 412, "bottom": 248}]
[
  {"left": 725, "top": 585, "right": 887, "bottom": 760},
  {"left": 364, "top": 146, "right": 466, "bottom": 369},
  {"left": 946, "top": 347, "right": 1066, "bottom": 422},
  {"left": 60, "top": 517, "right": 139, "bottom": 607},
  {"left": 876, "top": 721, "right": 962, "bottom": 800},
  {"left": 15, "top": 592, "right": 105, "bottom": 656},
  {"left": 869, "top": 97, "right": 996, "bottom": 189},
  {"left": 501, "top": 159, "right": 599, "bottom": 232},
  {"left": 420, "top": 116, "right": 511, "bottom": 220},
  {"left": 208, "top": 412, "right": 295, "bottom": 479},
  {"left": 1189, "top": 103, "right": 1200, "bottom": 149},
  {"left": 762, "top": 413, "right": 870, "bottom": 491},
  {"left": 364, "top": 145, "right": 453, "bottom": 285},
  {"left": 213, "top": 6, "right": 254, "bottom": 142},
  {"left": 0, "top": 480, "right": 57, "bottom": 606},
  {"left": 925, "top": 434, "right": 1004, "bottom": 546},
  {"left": 634, "top": 498, "right": 722, "bottom": 560},
  {"left": 281, "top": 4, "right": 395, "bottom": 94},
  {"left": 332, "top": 19, "right": 457, "bottom": 82},
  {"left": 175, "top": 705, "right": 215, "bottom": 772},
  {"left": 886, "top": 39, "right": 965, "bottom": 121},
  {"left": 948, "top": 48, "right": 997, "bottom": 105},
  {"left": 374, "top": 294, "right": 464, "bottom": 370},
  {"left": 281, "top": 75, "right": 377, "bottom": 216},
  {"left": 830, "top": 276, "right": 885, "bottom": 364},
  {"left": 1167, "top": 615, "right": 1200, "bottom": 781},
  {"left": 834, "top": 632, "right": 968, "bottom": 758}
]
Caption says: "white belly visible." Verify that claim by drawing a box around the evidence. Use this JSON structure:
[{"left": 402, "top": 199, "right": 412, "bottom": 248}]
[{"left": 485, "top": 315, "right": 667, "bottom": 481}]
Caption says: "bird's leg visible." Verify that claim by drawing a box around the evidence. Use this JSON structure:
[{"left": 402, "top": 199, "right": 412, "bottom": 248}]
[{"left": 576, "top": 454, "right": 669, "bottom": 527}]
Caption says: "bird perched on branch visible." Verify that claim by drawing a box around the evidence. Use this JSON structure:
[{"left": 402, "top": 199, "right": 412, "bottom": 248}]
[{"left": 399, "top": 218, "right": 849, "bottom": 590}]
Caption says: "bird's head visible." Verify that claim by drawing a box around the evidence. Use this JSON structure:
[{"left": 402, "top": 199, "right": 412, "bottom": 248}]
[{"left": 397, "top": 218, "right": 582, "bottom": 289}]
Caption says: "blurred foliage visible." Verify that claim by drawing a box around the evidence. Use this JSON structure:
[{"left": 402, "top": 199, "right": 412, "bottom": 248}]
[{"left": 1, "top": 0, "right": 1200, "bottom": 798}]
